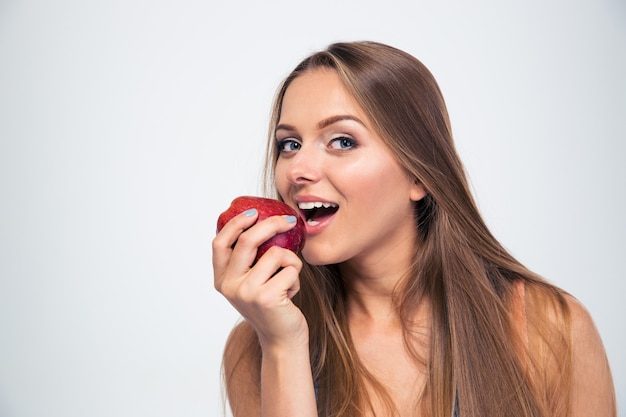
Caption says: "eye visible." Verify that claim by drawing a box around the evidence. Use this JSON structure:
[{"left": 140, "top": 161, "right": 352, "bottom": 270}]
[
  {"left": 329, "top": 136, "right": 357, "bottom": 150},
  {"left": 277, "top": 138, "right": 301, "bottom": 154}
]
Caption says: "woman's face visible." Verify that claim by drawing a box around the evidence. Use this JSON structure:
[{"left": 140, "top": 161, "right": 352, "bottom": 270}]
[{"left": 274, "top": 69, "right": 425, "bottom": 268}]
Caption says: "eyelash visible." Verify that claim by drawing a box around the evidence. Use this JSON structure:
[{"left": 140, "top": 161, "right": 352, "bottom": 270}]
[
  {"left": 275, "top": 135, "right": 358, "bottom": 155},
  {"left": 329, "top": 136, "right": 357, "bottom": 150},
  {"left": 276, "top": 139, "right": 301, "bottom": 154}
]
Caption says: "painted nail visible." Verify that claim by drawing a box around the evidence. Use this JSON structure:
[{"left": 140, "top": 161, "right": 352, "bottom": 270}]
[
  {"left": 283, "top": 215, "right": 297, "bottom": 223},
  {"left": 243, "top": 208, "right": 257, "bottom": 217}
]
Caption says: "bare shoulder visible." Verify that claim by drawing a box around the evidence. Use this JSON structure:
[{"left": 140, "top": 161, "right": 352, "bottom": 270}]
[
  {"left": 521, "top": 282, "right": 616, "bottom": 416},
  {"left": 564, "top": 295, "right": 617, "bottom": 417},
  {"left": 223, "top": 320, "right": 262, "bottom": 417},
  {"left": 565, "top": 294, "right": 601, "bottom": 343}
]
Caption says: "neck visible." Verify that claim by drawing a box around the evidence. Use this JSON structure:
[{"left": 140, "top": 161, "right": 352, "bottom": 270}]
[
  {"left": 338, "top": 228, "right": 420, "bottom": 323},
  {"left": 339, "top": 259, "right": 411, "bottom": 325}
]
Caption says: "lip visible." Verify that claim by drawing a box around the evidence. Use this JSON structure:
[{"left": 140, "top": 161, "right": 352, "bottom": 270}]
[
  {"left": 294, "top": 195, "right": 338, "bottom": 236},
  {"left": 295, "top": 194, "right": 336, "bottom": 203}
]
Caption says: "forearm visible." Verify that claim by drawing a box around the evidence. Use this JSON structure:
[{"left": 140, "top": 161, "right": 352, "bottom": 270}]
[{"left": 261, "top": 343, "right": 317, "bottom": 417}]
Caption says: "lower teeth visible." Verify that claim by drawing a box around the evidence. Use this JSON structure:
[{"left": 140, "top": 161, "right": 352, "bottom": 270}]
[{"left": 307, "top": 219, "right": 320, "bottom": 226}]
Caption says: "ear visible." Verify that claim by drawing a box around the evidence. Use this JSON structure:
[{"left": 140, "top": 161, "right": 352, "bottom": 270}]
[{"left": 410, "top": 180, "right": 427, "bottom": 202}]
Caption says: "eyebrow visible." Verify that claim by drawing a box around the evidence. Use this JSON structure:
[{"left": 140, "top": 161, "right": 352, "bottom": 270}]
[{"left": 275, "top": 115, "right": 366, "bottom": 133}]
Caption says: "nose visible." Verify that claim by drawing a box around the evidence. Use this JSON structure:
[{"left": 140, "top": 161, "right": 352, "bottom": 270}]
[{"left": 284, "top": 144, "right": 322, "bottom": 185}]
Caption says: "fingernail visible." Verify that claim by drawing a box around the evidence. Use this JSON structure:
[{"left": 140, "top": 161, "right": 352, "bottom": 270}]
[
  {"left": 243, "top": 208, "right": 257, "bottom": 217},
  {"left": 283, "top": 215, "right": 297, "bottom": 223}
]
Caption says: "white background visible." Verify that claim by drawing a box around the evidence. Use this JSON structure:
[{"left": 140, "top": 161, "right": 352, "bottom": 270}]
[{"left": 0, "top": 0, "right": 624, "bottom": 416}]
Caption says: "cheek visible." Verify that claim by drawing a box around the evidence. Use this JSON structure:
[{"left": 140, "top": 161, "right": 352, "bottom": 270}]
[
  {"left": 347, "top": 157, "right": 407, "bottom": 192},
  {"left": 273, "top": 162, "right": 288, "bottom": 194},
  {"left": 345, "top": 161, "right": 415, "bottom": 219}
]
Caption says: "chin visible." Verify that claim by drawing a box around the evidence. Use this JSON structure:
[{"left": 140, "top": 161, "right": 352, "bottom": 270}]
[
  {"left": 301, "top": 246, "right": 345, "bottom": 267},
  {"left": 300, "top": 249, "right": 325, "bottom": 266}
]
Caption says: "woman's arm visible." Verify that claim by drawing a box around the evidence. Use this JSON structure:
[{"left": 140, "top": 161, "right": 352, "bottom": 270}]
[
  {"left": 214, "top": 210, "right": 317, "bottom": 417},
  {"left": 223, "top": 321, "right": 317, "bottom": 417},
  {"left": 259, "top": 335, "right": 317, "bottom": 417},
  {"left": 567, "top": 296, "right": 616, "bottom": 417},
  {"left": 223, "top": 322, "right": 261, "bottom": 416}
]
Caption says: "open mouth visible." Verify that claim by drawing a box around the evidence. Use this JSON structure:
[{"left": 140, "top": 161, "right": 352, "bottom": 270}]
[{"left": 298, "top": 201, "right": 339, "bottom": 226}]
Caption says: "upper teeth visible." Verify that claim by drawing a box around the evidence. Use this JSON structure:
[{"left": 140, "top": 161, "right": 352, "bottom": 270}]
[{"left": 298, "top": 202, "right": 338, "bottom": 210}]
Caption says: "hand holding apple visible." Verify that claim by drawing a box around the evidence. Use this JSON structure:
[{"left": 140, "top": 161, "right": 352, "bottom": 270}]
[{"left": 217, "top": 196, "right": 306, "bottom": 263}]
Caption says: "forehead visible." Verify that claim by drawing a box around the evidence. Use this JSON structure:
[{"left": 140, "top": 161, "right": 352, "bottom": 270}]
[{"left": 279, "top": 69, "right": 367, "bottom": 123}]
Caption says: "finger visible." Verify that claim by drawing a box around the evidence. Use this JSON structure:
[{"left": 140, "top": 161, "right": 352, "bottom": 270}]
[
  {"left": 221, "top": 251, "right": 301, "bottom": 324},
  {"left": 212, "top": 208, "right": 258, "bottom": 284},
  {"left": 214, "top": 214, "right": 300, "bottom": 292},
  {"left": 276, "top": 265, "right": 301, "bottom": 300},
  {"left": 229, "top": 247, "right": 301, "bottom": 309},
  {"left": 228, "top": 215, "right": 299, "bottom": 271},
  {"left": 249, "top": 264, "right": 301, "bottom": 313},
  {"left": 244, "top": 245, "right": 303, "bottom": 288}
]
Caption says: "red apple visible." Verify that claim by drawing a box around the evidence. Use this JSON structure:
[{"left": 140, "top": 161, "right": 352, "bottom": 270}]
[{"left": 216, "top": 196, "right": 306, "bottom": 263}]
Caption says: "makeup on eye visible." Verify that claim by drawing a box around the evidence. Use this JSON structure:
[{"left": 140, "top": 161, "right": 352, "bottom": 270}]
[
  {"left": 274, "top": 115, "right": 364, "bottom": 156},
  {"left": 276, "top": 135, "right": 358, "bottom": 155},
  {"left": 276, "top": 138, "right": 301, "bottom": 154},
  {"left": 328, "top": 135, "right": 357, "bottom": 150}
]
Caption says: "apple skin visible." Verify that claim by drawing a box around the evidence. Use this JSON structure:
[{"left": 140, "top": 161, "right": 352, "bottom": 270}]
[{"left": 217, "top": 196, "right": 306, "bottom": 263}]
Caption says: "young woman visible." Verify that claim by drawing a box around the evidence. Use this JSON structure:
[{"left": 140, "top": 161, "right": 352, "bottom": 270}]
[{"left": 212, "top": 41, "right": 616, "bottom": 417}]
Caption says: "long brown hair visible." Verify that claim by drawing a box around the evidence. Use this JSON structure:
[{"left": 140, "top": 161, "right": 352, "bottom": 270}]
[{"left": 262, "top": 41, "right": 571, "bottom": 417}]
